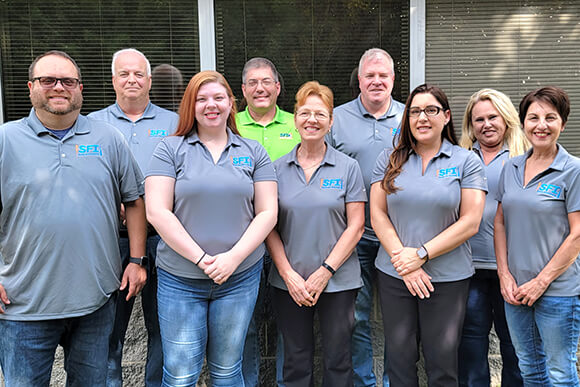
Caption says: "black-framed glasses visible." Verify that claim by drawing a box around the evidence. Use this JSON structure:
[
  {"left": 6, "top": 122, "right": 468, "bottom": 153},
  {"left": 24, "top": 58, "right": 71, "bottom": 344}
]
[
  {"left": 408, "top": 105, "right": 443, "bottom": 118},
  {"left": 31, "top": 77, "right": 80, "bottom": 89}
]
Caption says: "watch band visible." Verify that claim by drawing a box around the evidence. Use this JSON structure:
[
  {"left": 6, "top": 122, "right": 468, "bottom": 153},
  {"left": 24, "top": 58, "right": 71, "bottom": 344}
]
[{"left": 129, "top": 256, "right": 148, "bottom": 266}]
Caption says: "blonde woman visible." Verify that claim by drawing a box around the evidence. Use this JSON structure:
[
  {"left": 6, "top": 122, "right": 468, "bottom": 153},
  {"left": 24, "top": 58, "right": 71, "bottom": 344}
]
[{"left": 458, "top": 89, "right": 528, "bottom": 387}]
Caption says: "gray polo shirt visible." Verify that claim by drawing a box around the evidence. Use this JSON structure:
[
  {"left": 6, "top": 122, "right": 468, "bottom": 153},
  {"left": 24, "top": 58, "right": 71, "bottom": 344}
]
[
  {"left": 89, "top": 102, "right": 178, "bottom": 173},
  {"left": 328, "top": 95, "right": 405, "bottom": 241},
  {"left": 371, "top": 139, "right": 487, "bottom": 282},
  {"left": 469, "top": 142, "right": 510, "bottom": 270},
  {"left": 0, "top": 109, "right": 144, "bottom": 321},
  {"left": 147, "top": 129, "right": 276, "bottom": 279},
  {"left": 496, "top": 145, "right": 580, "bottom": 297},
  {"left": 268, "top": 144, "right": 366, "bottom": 293}
]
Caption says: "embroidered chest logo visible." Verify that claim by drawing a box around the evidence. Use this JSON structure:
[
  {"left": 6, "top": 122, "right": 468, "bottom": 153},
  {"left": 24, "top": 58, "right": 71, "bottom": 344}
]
[
  {"left": 536, "top": 182, "right": 562, "bottom": 199},
  {"left": 149, "top": 129, "right": 168, "bottom": 137},
  {"left": 320, "top": 178, "right": 343, "bottom": 189},
  {"left": 76, "top": 144, "right": 102, "bottom": 156},
  {"left": 437, "top": 167, "right": 460, "bottom": 178},
  {"left": 279, "top": 133, "right": 293, "bottom": 139},
  {"left": 232, "top": 156, "right": 253, "bottom": 167},
  {"left": 391, "top": 127, "right": 400, "bottom": 136}
]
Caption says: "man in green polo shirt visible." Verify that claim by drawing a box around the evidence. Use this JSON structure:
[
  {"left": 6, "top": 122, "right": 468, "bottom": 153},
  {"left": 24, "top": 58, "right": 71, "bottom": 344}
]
[
  {"left": 235, "top": 57, "right": 298, "bottom": 161},
  {"left": 237, "top": 57, "right": 297, "bottom": 387}
]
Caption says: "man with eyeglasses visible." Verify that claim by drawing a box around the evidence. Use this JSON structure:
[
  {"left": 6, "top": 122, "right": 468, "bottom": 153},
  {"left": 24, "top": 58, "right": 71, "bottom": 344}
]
[
  {"left": 236, "top": 57, "right": 298, "bottom": 387},
  {"left": 327, "top": 48, "right": 405, "bottom": 387},
  {"left": 0, "top": 50, "right": 146, "bottom": 386},
  {"left": 89, "top": 48, "right": 178, "bottom": 387}
]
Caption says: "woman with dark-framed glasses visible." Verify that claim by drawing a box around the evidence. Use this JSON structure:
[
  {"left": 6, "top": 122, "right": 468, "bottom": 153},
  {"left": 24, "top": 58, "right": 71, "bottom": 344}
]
[{"left": 370, "top": 84, "right": 487, "bottom": 386}]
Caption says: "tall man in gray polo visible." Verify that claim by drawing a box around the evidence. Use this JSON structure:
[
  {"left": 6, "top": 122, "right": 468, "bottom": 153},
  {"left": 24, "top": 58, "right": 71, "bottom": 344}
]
[
  {"left": 328, "top": 48, "right": 405, "bottom": 387},
  {"left": 0, "top": 50, "right": 146, "bottom": 386},
  {"left": 90, "top": 48, "right": 178, "bottom": 387}
]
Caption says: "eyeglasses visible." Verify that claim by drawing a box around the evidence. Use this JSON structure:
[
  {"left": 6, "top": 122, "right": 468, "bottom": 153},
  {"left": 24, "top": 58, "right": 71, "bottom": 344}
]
[
  {"left": 408, "top": 105, "right": 444, "bottom": 118},
  {"left": 245, "top": 78, "right": 275, "bottom": 88},
  {"left": 296, "top": 110, "right": 330, "bottom": 121},
  {"left": 31, "top": 77, "right": 80, "bottom": 90}
]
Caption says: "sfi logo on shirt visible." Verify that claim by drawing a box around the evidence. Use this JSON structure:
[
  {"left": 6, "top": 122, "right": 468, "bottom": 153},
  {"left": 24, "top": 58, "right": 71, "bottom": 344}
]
[
  {"left": 320, "top": 178, "right": 343, "bottom": 189},
  {"left": 437, "top": 167, "right": 460, "bottom": 178},
  {"left": 232, "top": 156, "right": 253, "bottom": 167},
  {"left": 149, "top": 129, "right": 168, "bottom": 137},
  {"left": 76, "top": 144, "right": 102, "bottom": 156},
  {"left": 279, "top": 133, "right": 293, "bottom": 139},
  {"left": 536, "top": 182, "right": 562, "bottom": 198},
  {"left": 391, "top": 127, "right": 400, "bottom": 136}
]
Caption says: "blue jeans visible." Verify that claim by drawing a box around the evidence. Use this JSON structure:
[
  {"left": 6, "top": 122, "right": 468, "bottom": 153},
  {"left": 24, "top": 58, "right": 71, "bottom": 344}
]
[
  {"left": 352, "top": 238, "right": 388, "bottom": 387},
  {"left": 458, "top": 269, "right": 522, "bottom": 387},
  {"left": 157, "top": 259, "right": 262, "bottom": 387},
  {"left": 0, "top": 295, "right": 116, "bottom": 387},
  {"left": 242, "top": 253, "right": 284, "bottom": 387},
  {"left": 505, "top": 295, "right": 580, "bottom": 387},
  {"left": 107, "top": 235, "right": 163, "bottom": 387}
]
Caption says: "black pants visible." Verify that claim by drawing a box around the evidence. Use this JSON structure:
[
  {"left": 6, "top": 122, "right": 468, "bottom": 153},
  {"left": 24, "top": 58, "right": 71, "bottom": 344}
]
[
  {"left": 377, "top": 271, "right": 470, "bottom": 387},
  {"left": 273, "top": 287, "right": 357, "bottom": 387}
]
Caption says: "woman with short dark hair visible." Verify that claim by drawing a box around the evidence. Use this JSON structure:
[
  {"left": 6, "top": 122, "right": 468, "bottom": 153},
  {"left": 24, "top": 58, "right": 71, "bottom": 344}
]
[{"left": 495, "top": 86, "right": 580, "bottom": 386}]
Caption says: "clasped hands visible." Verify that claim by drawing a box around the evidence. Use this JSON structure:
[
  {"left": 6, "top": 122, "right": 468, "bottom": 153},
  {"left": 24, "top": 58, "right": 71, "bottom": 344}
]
[{"left": 391, "top": 247, "right": 434, "bottom": 299}]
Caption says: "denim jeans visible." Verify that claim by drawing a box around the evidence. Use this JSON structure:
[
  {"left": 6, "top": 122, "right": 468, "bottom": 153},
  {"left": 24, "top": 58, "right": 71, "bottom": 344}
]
[
  {"left": 242, "top": 253, "right": 284, "bottom": 387},
  {"left": 352, "top": 238, "right": 389, "bottom": 387},
  {"left": 0, "top": 295, "right": 116, "bottom": 387},
  {"left": 458, "top": 269, "right": 522, "bottom": 387},
  {"left": 505, "top": 295, "right": 580, "bottom": 387},
  {"left": 107, "top": 235, "right": 163, "bottom": 387},
  {"left": 157, "top": 259, "right": 262, "bottom": 387}
]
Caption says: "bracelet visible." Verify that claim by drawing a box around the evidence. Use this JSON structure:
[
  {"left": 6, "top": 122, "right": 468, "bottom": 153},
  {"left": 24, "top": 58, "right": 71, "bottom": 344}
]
[
  {"left": 196, "top": 252, "right": 207, "bottom": 265},
  {"left": 321, "top": 262, "right": 336, "bottom": 276}
]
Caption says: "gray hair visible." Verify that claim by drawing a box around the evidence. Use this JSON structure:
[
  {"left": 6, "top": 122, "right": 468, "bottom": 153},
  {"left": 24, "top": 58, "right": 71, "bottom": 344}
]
[
  {"left": 29, "top": 50, "right": 82, "bottom": 81},
  {"left": 242, "top": 57, "right": 279, "bottom": 84},
  {"left": 111, "top": 48, "right": 151, "bottom": 76},
  {"left": 358, "top": 48, "right": 394, "bottom": 75}
]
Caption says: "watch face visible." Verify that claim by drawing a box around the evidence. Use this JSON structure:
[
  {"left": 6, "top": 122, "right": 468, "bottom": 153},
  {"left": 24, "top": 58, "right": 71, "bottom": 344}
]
[{"left": 417, "top": 247, "right": 427, "bottom": 260}]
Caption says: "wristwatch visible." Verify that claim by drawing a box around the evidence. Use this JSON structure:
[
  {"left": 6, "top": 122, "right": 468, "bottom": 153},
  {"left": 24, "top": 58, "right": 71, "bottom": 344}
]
[
  {"left": 129, "top": 255, "right": 149, "bottom": 267},
  {"left": 417, "top": 246, "right": 429, "bottom": 262}
]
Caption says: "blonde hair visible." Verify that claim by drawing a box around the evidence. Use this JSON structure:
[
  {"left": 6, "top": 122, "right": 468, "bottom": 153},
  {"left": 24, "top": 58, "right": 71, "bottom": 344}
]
[{"left": 460, "top": 88, "right": 529, "bottom": 157}]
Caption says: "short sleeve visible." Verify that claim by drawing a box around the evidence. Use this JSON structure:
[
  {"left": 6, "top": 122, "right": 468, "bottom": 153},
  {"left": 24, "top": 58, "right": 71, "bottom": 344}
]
[
  {"left": 345, "top": 160, "right": 367, "bottom": 203},
  {"left": 495, "top": 162, "right": 508, "bottom": 203},
  {"left": 460, "top": 151, "right": 488, "bottom": 192},
  {"left": 114, "top": 129, "right": 145, "bottom": 201},
  {"left": 370, "top": 149, "right": 389, "bottom": 185},
  {"left": 252, "top": 142, "right": 277, "bottom": 182},
  {"left": 566, "top": 161, "right": 580, "bottom": 213},
  {"left": 147, "top": 139, "right": 177, "bottom": 178}
]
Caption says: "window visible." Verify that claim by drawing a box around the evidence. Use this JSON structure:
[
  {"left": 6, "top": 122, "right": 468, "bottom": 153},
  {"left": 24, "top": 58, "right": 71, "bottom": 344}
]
[
  {"left": 214, "top": 0, "right": 410, "bottom": 112},
  {"left": 426, "top": 0, "right": 580, "bottom": 154},
  {"left": 0, "top": 0, "right": 199, "bottom": 121}
]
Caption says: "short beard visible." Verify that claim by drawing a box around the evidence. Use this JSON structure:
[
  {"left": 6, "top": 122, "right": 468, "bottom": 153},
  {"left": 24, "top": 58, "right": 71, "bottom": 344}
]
[{"left": 40, "top": 95, "right": 83, "bottom": 115}]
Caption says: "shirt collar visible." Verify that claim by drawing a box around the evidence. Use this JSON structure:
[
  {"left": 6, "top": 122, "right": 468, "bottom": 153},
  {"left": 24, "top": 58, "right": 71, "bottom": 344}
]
[
  {"left": 472, "top": 141, "right": 509, "bottom": 157},
  {"left": 238, "top": 105, "right": 289, "bottom": 126},
  {"left": 410, "top": 138, "right": 454, "bottom": 159},
  {"left": 286, "top": 141, "right": 337, "bottom": 167},
  {"left": 515, "top": 144, "right": 569, "bottom": 172},
  {"left": 355, "top": 94, "right": 403, "bottom": 120},
  {"left": 111, "top": 101, "right": 156, "bottom": 121},
  {"left": 28, "top": 108, "right": 89, "bottom": 136},
  {"left": 186, "top": 127, "right": 241, "bottom": 148}
]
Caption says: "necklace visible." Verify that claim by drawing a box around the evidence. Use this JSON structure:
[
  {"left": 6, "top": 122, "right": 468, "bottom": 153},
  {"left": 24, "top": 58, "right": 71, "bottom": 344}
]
[{"left": 301, "top": 162, "right": 320, "bottom": 171}]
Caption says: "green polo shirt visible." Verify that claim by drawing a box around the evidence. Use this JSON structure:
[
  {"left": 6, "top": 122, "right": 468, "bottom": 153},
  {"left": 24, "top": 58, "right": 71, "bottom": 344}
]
[{"left": 235, "top": 106, "right": 299, "bottom": 161}]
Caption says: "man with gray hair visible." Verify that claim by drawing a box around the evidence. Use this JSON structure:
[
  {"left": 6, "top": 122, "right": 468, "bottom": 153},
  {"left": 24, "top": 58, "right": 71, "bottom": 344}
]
[
  {"left": 90, "top": 48, "right": 178, "bottom": 387},
  {"left": 328, "top": 47, "right": 405, "bottom": 387},
  {"left": 236, "top": 57, "right": 298, "bottom": 387},
  {"left": 0, "top": 50, "right": 146, "bottom": 386}
]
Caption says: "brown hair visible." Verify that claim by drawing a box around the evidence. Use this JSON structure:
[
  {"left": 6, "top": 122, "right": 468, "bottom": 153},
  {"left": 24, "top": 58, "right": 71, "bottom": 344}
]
[
  {"left": 519, "top": 86, "right": 570, "bottom": 125},
  {"left": 294, "top": 81, "right": 334, "bottom": 117},
  {"left": 382, "top": 83, "right": 457, "bottom": 193},
  {"left": 174, "top": 71, "right": 238, "bottom": 137}
]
